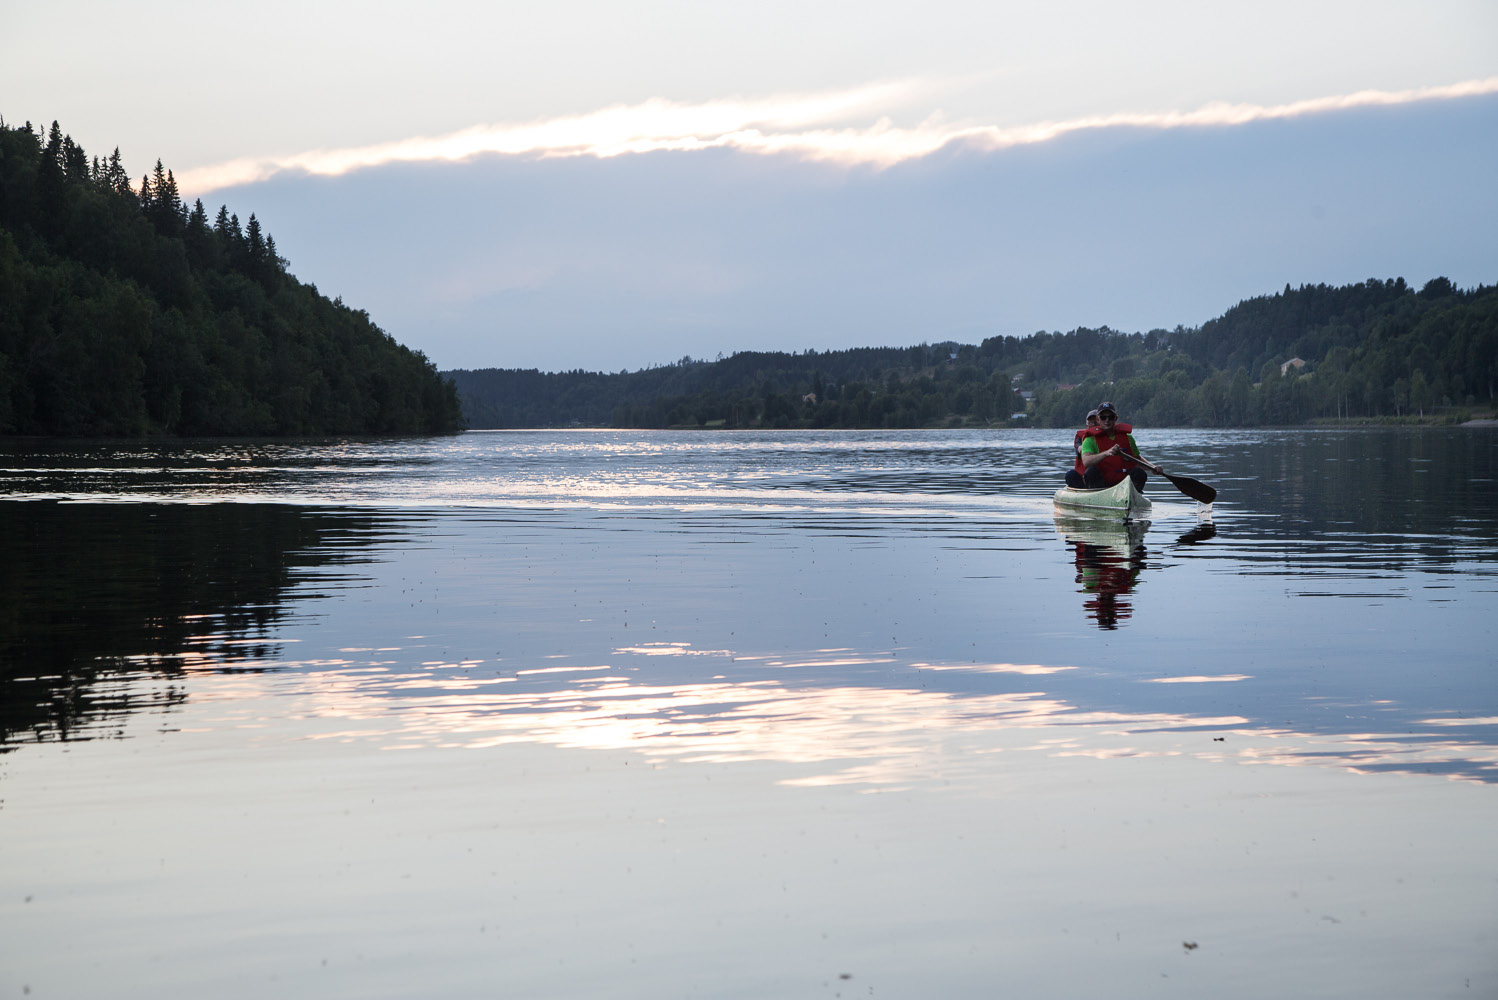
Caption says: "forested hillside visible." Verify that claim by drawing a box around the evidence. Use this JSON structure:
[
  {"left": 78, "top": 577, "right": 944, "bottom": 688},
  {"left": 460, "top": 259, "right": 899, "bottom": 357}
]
[
  {"left": 0, "top": 119, "right": 462, "bottom": 436},
  {"left": 450, "top": 277, "right": 1497, "bottom": 429}
]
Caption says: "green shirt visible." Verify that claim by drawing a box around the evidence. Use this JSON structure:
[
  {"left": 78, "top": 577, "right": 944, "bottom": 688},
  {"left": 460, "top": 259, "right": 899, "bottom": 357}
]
[{"left": 1079, "top": 433, "right": 1138, "bottom": 457}]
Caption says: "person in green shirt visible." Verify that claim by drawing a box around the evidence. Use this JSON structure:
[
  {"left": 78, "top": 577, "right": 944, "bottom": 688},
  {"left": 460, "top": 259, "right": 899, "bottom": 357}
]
[{"left": 1073, "top": 401, "right": 1148, "bottom": 491}]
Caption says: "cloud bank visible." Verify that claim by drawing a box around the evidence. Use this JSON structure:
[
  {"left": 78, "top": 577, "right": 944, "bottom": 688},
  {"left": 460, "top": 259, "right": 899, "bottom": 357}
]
[
  {"left": 228, "top": 87, "right": 1497, "bottom": 372},
  {"left": 179, "top": 75, "right": 1498, "bottom": 197}
]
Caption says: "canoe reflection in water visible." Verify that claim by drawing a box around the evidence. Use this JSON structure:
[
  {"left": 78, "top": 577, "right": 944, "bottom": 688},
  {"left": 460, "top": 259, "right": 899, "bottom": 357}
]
[
  {"left": 1055, "top": 517, "right": 1151, "bottom": 630},
  {"left": 1055, "top": 517, "right": 1218, "bottom": 629}
]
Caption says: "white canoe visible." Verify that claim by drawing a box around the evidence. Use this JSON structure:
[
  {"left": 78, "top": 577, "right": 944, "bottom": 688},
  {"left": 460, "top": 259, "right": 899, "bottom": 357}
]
[{"left": 1052, "top": 476, "right": 1151, "bottom": 518}]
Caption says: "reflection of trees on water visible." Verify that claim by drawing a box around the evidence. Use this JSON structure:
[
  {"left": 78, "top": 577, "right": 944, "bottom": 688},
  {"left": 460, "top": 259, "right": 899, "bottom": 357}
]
[
  {"left": 0, "top": 503, "right": 376, "bottom": 749},
  {"left": 1222, "top": 430, "right": 1496, "bottom": 568}
]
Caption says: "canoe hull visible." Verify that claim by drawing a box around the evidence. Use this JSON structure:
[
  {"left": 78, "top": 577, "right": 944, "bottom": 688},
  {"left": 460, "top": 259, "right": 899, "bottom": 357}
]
[{"left": 1052, "top": 477, "right": 1152, "bottom": 518}]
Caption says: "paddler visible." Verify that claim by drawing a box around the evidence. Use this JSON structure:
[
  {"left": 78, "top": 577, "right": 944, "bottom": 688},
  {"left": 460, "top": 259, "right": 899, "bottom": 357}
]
[
  {"left": 1072, "top": 409, "right": 1100, "bottom": 463},
  {"left": 1069, "top": 401, "right": 1150, "bottom": 491},
  {"left": 1064, "top": 408, "right": 1101, "bottom": 488}
]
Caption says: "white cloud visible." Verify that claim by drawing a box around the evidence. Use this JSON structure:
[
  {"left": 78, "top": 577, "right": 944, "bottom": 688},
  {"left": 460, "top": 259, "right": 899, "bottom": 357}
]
[
  {"left": 178, "top": 75, "right": 1498, "bottom": 197},
  {"left": 176, "top": 80, "right": 931, "bottom": 194}
]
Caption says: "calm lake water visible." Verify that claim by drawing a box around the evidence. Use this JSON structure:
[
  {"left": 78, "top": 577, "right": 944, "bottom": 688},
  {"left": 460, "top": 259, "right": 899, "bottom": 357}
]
[{"left": 2, "top": 428, "right": 1495, "bottom": 999}]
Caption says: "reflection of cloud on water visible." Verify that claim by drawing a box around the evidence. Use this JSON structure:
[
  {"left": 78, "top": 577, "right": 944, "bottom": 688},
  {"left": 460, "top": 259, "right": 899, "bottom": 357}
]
[
  {"left": 1422, "top": 716, "right": 1498, "bottom": 726},
  {"left": 615, "top": 642, "right": 738, "bottom": 658},
  {"left": 914, "top": 662, "right": 1074, "bottom": 676},
  {"left": 515, "top": 664, "right": 614, "bottom": 675},
  {"left": 185, "top": 650, "right": 1498, "bottom": 786},
  {"left": 292, "top": 674, "right": 1250, "bottom": 790}
]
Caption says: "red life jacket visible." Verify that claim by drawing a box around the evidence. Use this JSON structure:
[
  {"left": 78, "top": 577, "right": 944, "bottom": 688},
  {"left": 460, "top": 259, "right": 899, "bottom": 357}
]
[
  {"left": 1072, "top": 424, "right": 1118, "bottom": 458},
  {"left": 1073, "top": 422, "right": 1136, "bottom": 481}
]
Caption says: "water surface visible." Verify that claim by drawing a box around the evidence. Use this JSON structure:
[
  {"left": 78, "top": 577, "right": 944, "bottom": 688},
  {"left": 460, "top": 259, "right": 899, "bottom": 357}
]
[{"left": 2, "top": 428, "right": 1494, "bottom": 999}]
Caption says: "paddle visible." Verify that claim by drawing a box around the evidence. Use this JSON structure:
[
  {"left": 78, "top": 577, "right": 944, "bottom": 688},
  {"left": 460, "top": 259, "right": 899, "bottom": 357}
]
[{"left": 1124, "top": 454, "right": 1217, "bottom": 505}]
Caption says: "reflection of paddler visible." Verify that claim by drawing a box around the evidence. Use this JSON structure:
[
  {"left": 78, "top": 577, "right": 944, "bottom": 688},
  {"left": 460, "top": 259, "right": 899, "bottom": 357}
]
[{"left": 1056, "top": 516, "right": 1148, "bottom": 630}]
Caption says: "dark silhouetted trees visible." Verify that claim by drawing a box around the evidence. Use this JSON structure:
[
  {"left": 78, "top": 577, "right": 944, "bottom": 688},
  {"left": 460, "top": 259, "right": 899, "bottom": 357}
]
[
  {"left": 450, "top": 279, "right": 1496, "bottom": 429},
  {"left": 0, "top": 118, "right": 462, "bottom": 437}
]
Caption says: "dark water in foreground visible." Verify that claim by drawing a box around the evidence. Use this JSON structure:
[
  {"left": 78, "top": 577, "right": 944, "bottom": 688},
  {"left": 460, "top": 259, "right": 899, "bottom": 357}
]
[{"left": 1, "top": 428, "right": 1494, "bottom": 999}]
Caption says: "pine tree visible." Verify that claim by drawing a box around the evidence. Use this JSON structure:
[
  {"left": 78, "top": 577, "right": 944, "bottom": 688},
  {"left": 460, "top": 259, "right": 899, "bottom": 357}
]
[
  {"left": 184, "top": 198, "right": 217, "bottom": 269},
  {"left": 144, "top": 159, "right": 183, "bottom": 235},
  {"left": 36, "top": 122, "right": 68, "bottom": 232},
  {"left": 62, "top": 136, "right": 89, "bottom": 180},
  {"left": 44, "top": 121, "right": 64, "bottom": 166},
  {"left": 106, "top": 148, "right": 133, "bottom": 198},
  {"left": 265, "top": 234, "right": 285, "bottom": 274},
  {"left": 224, "top": 211, "right": 245, "bottom": 265},
  {"left": 246, "top": 213, "right": 265, "bottom": 260},
  {"left": 164, "top": 169, "right": 185, "bottom": 228},
  {"left": 213, "top": 204, "right": 238, "bottom": 264}
]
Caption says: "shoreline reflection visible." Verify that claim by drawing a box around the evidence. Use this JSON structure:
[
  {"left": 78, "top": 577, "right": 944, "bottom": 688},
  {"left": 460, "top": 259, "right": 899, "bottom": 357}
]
[{"left": 0, "top": 501, "right": 392, "bottom": 749}]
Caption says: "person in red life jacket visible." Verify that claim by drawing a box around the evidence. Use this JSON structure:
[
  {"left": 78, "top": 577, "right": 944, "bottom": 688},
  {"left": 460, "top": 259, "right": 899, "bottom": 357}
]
[
  {"left": 1067, "top": 401, "right": 1150, "bottom": 490},
  {"left": 1071, "top": 409, "right": 1100, "bottom": 467}
]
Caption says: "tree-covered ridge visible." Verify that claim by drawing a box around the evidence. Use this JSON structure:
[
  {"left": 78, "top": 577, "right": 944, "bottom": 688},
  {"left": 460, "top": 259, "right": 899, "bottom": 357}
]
[
  {"left": 449, "top": 277, "right": 1497, "bottom": 429},
  {"left": 0, "top": 119, "right": 462, "bottom": 436}
]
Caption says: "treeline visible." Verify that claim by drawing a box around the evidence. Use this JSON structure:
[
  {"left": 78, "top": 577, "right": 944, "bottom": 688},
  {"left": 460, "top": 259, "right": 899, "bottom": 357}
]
[
  {"left": 445, "top": 344, "right": 977, "bottom": 429},
  {"left": 449, "top": 277, "right": 1497, "bottom": 429},
  {"left": 0, "top": 119, "right": 462, "bottom": 436},
  {"left": 1027, "top": 277, "right": 1497, "bottom": 428}
]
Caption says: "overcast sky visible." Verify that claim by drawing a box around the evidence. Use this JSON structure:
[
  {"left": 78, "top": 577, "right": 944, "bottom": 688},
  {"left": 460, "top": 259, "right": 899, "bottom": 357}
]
[{"left": 5, "top": 1, "right": 1496, "bottom": 371}]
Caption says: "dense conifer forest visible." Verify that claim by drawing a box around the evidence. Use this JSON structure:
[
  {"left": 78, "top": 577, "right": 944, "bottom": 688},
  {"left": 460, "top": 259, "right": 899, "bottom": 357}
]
[
  {"left": 448, "top": 277, "right": 1497, "bottom": 429},
  {"left": 0, "top": 119, "right": 462, "bottom": 436}
]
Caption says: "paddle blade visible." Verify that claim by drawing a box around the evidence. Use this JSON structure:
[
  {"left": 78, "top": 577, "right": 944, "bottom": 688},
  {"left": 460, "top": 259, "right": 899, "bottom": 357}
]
[{"left": 1164, "top": 473, "right": 1216, "bottom": 505}]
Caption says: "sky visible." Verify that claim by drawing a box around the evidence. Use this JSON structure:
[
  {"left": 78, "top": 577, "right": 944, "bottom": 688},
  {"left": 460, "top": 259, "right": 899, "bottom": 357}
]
[{"left": 4, "top": 1, "right": 1497, "bottom": 372}]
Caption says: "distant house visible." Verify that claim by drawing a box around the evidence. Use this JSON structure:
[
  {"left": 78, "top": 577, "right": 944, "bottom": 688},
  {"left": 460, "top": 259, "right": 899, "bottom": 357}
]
[
  {"left": 1019, "top": 391, "right": 1034, "bottom": 401},
  {"left": 801, "top": 393, "right": 818, "bottom": 404},
  {"left": 1056, "top": 384, "right": 1077, "bottom": 391},
  {"left": 1280, "top": 357, "right": 1306, "bottom": 376}
]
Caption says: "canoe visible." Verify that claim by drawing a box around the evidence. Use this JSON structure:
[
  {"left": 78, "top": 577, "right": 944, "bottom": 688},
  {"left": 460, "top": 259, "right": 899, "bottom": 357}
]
[{"left": 1052, "top": 476, "right": 1151, "bottom": 518}]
